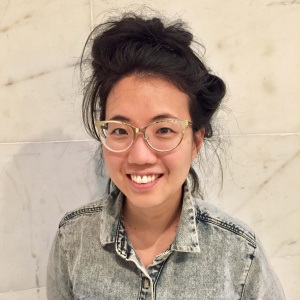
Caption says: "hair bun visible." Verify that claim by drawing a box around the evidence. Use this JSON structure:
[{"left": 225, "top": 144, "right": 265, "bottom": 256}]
[{"left": 202, "top": 74, "right": 226, "bottom": 101}]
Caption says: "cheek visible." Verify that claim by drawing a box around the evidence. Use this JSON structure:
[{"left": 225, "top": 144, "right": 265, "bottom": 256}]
[
  {"left": 184, "top": 137, "right": 199, "bottom": 162},
  {"left": 168, "top": 144, "right": 194, "bottom": 170},
  {"left": 102, "top": 150, "right": 123, "bottom": 172}
]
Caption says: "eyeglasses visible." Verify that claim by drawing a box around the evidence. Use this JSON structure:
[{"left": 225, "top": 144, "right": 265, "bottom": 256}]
[{"left": 95, "top": 119, "right": 193, "bottom": 153}]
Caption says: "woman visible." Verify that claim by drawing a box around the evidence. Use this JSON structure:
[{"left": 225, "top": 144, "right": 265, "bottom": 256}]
[{"left": 47, "top": 13, "right": 285, "bottom": 299}]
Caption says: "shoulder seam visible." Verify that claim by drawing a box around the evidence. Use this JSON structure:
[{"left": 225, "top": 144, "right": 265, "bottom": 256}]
[
  {"left": 196, "top": 211, "right": 257, "bottom": 248},
  {"left": 59, "top": 205, "right": 103, "bottom": 228}
]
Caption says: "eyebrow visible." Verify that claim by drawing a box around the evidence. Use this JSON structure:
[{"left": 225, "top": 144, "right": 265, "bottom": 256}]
[
  {"left": 108, "top": 114, "right": 178, "bottom": 123},
  {"left": 109, "top": 115, "right": 131, "bottom": 122}
]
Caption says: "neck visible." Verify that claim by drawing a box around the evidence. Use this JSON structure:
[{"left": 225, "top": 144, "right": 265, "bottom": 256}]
[
  {"left": 123, "top": 194, "right": 182, "bottom": 234},
  {"left": 122, "top": 190, "right": 183, "bottom": 268}
]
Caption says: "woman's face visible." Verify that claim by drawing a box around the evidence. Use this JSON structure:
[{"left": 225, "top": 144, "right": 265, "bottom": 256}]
[{"left": 103, "top": 75, "right": 203, "bottom": 210}]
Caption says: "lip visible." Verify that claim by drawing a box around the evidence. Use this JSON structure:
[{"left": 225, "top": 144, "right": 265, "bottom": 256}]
[
  {"left": 127, "top": 173, "right": 163, "bottom": 189},
  {"left": 130, "top": 174, "right": 160, "bottom": 183}
]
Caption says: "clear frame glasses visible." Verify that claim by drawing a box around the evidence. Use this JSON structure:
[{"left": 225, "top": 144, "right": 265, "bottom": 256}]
[{"left": 95, "top": 119, "right": 193, "bottom": 153}]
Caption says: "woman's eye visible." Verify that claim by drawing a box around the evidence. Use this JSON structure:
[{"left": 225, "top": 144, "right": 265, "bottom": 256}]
[
  {"left": 111, "top": 128, "right": 128, "bottom": 135},
  {"left": 157, "top": 127, "right": 173, "bottom": 134}
]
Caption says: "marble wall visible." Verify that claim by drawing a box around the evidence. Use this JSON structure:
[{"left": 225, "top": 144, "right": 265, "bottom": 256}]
[{"left": 0, "top": 0, "right": 299, "bottom": 299}]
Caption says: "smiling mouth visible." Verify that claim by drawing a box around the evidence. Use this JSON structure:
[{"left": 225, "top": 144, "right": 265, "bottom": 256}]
[{"left": 130, "top": 174, "right": 161, "bottom": 184}]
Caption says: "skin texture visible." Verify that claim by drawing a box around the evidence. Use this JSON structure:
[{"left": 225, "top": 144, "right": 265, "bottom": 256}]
[{"left": 103, "top": 75, "right": 204, "bottom": 266}]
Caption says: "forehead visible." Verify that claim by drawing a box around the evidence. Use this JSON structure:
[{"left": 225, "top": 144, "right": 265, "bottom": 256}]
[{"left": 105, "top": 75, "right": 191, "bottom": 124}]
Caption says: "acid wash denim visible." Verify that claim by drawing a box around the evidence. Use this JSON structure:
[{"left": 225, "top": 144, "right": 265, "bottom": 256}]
[{"left": 47, "top": 183, "right": 285, "bottom": 300}]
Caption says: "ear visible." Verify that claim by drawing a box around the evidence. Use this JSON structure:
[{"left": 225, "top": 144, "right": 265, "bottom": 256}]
[{"left": 192, "top": 129, "right": 204, "bottom": 160}]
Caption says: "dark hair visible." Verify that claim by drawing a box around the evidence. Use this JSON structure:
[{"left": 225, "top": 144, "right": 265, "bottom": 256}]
[{"left": 81, "top": 13, "right": 226, "bottom": 197}]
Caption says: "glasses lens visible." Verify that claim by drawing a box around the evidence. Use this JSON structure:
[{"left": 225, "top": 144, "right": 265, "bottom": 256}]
[
  {"left": 99, "top": 122, "right": 133, "bottom": 151},
  {"left": 146, "top": 121, "right": 183, "bottom": 151}
]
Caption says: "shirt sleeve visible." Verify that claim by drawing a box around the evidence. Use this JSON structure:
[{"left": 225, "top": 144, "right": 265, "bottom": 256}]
[
  {"left": 242, "top": 236, "right": 285, "bottom": 299},
  {"left": 47, "top": 229, "right": 74, "bottom": 300}
]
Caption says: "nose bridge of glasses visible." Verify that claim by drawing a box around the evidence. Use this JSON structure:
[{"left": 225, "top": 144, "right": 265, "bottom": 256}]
[{"left": 133, "top": 126, "right": 149, "bottom": 141}]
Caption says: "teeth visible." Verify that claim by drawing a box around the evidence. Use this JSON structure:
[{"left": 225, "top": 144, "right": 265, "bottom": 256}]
[{"left": 130, "top": 174, "right": 158, "bottom": 184}]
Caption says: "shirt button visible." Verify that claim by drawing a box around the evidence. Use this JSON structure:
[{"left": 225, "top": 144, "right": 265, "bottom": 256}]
[{"left": 143, "top": 278, "right": 150, "bottom": 289}]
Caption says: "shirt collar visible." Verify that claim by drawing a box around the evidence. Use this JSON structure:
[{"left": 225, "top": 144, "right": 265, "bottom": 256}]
[
  {"left": 99, "top": 188, "right": 123, "bottom": 245},
  {"left": 99, "top": 182, "right": 200, "bottom": 253},
  {"left": 171, "top": 183, "right": 200, "bottom": 253}
]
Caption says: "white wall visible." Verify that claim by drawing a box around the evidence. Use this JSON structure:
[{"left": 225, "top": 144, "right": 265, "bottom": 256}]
[{"left": 0, "top": 0, "right": 299, "bottom": 299}]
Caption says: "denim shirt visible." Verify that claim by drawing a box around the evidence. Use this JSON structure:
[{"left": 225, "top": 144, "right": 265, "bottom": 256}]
[{"left": 47, "top": 184, "right": 285, "bottom": 300}]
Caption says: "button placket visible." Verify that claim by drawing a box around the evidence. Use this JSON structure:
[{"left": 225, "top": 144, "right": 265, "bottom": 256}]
[{"left": 143, "top": 277, "right": 151, "bottom": 289}]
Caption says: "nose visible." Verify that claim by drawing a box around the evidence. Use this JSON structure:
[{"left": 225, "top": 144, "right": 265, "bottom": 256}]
[{"left": 127, "top": 134, "right": 157, "bottom": 165}]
